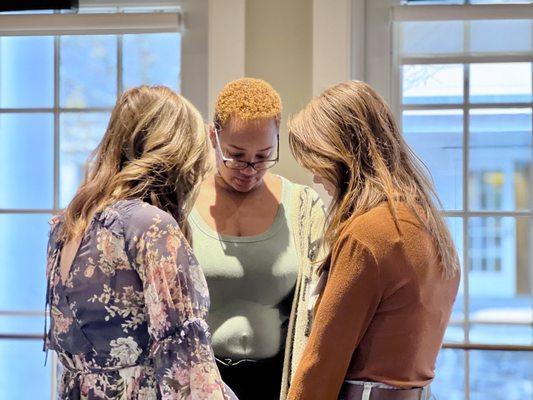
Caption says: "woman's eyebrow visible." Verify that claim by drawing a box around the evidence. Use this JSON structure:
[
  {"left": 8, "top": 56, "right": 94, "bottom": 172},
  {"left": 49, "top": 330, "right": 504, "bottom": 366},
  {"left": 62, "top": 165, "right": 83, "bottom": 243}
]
[{"left": 227, "top": 143, "right": 274, "bottom": 151}]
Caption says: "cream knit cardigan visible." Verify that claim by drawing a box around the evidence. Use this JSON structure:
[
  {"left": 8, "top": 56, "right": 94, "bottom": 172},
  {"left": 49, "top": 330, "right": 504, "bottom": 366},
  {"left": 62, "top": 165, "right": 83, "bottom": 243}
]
[{"left": 280, "top": 184, "right": 327, "bottom": 399}]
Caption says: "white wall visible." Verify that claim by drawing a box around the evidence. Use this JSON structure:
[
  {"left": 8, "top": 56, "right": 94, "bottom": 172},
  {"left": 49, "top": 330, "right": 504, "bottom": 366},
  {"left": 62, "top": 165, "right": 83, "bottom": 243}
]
[
  {"left": 180, "top": 0, "right": 209, "bottom": 119},
  {"left": 203, "top": 0, "right": 370, "bottom": 198},
  {"left": 207, "top": 0, "right": 245, "bottom": 121},
  {"left": 244, "top": 0, "right": 313, "bottom": 187}
]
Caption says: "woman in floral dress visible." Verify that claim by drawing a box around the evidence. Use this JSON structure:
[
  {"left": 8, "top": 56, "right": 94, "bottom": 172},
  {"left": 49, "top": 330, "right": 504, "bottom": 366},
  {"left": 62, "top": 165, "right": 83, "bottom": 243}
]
[{"left": 44, "top": 85, "right": 236, "bottom": 399}]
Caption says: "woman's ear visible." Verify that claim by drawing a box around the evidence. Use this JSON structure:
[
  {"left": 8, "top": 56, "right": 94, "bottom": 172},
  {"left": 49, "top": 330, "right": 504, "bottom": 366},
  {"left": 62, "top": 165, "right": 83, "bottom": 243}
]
[{"left": 207, "top": 124, "right": 217, "bottom": 148}]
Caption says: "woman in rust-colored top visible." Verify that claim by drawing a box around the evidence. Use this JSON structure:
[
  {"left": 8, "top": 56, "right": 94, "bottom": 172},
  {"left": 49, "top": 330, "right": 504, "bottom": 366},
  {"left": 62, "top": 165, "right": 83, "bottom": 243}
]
[{"left": 286, "top": 80, "right": 460, "bottom": 400}]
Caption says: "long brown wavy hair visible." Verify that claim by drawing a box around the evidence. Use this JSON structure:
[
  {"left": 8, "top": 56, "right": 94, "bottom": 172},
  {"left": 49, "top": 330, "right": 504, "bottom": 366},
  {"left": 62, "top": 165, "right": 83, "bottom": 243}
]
[
  {"left": 60, "top": 85, "right": 210, "bottom": 243},
  {"left": 288, "top": 80, "right": 459, "bottom": 278}
]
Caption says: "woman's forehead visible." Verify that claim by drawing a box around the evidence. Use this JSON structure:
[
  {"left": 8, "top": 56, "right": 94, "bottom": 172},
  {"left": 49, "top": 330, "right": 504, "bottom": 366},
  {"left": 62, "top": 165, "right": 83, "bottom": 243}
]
[
  {"left": 221, "top": 117, "right": 278, "bottom": 146},
  {"left": 224, "top": 115, "right": 278, "bottom": 130}
]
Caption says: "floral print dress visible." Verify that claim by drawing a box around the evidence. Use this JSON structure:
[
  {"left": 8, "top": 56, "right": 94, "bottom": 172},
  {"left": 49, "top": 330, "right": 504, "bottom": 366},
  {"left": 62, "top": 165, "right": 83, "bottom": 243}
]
[{"left": 44, "top": 199, "right": 232, "bottom": 400}]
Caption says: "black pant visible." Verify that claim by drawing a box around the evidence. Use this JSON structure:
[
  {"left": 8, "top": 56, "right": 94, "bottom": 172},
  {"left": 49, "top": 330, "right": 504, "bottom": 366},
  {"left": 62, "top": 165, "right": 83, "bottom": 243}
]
[{"left": 216, "top": 352, "right": 284, "bottom": 400}]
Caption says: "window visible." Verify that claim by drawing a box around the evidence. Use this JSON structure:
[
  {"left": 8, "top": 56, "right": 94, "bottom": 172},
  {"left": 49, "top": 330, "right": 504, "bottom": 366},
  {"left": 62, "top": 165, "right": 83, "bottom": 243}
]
[
  {"left": 0, "top": 7, "right": 181, "bottom": 398},
  {"left": 392, "top": 2, "right": 532, "bottom": 399},
  {"left": 404, "top": 1, "right": 533, "bottom": 4}
]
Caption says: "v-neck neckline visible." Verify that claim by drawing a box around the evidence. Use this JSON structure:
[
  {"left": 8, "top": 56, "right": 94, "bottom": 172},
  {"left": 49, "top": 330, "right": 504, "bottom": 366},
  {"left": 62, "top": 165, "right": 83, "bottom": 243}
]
[
  {"left": 190, "top": 175, "right": 289, "bottom": 243},
  {"left": 55, "top": 216, "right": 97, "bottom": 289},
  {"left": 57, "top": 236, "right": 84, "bottom": 288}
]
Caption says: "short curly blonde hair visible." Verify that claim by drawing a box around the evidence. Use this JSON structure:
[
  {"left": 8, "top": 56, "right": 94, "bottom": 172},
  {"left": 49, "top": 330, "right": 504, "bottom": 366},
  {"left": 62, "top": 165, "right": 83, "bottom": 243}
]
[{"left": 214, "top": 78, "right": 282, "bottom": 128}]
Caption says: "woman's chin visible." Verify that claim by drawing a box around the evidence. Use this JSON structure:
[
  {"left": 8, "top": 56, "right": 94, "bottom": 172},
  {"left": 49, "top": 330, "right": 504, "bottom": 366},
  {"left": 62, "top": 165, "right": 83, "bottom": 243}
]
[{"left": 231, "top": 176, "right": 257, "bottom": 192}]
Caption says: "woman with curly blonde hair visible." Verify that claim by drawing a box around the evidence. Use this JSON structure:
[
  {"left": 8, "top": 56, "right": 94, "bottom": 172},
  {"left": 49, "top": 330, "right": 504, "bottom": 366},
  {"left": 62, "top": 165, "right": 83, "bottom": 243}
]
[
  {"left": 287, "top": 81, "right": 460, "bottom": 400},
  {"left": 44, "top": 85, "right": 236, "bottom": 399},
  {"left": 189, "top": 78, "right": 326, "bottom": 399}
]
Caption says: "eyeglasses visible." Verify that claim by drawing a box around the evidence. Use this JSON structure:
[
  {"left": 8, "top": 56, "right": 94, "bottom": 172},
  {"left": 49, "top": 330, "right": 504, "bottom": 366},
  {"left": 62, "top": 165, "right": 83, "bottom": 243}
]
[{"left": 214, "top": 128, "right": 279, "bottom": 171}]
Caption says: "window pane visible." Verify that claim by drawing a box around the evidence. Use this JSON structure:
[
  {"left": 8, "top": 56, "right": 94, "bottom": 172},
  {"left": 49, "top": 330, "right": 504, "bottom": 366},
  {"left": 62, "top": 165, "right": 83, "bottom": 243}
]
[
  {"left": 403, "top": 110, "right": 463, "bottom": 210},
  {"left": 123, "top": 33, "right": 181, "bottom": 91},
  {"left": 470, "top": 20, "right": 532, "bottom": 54},
  {"left": 0, "top": 214, "right": 51, "bottom": 310},
  {"left": 470, "top": 323, "right": 532, "bottom": 345},
  {"left": 470, "top": 0, "right": 533, "bottom": 3},
  {"left": 402, "top": 64, "right": 463, "bottom": 105},
  {"left": 0, "top": 113, "right": 54, "bottom": 209},
  {"left": 60, "top": 35, "right": 117, "bottom": 108},
  {"left": 470, "top": 63, "right": 532, "bottom": 104},
  {"left": 406, "top": 1, "right": 533, "bottom": 4},
  {"left": 1, "top": 10, "right": 54, "bottom": 15},
  {"left": 431, "top": 349, "right": 465, "bottom": 400},
  {"left": 0, "top": 36, "right": 54, "bottom": 108},
  {"left": 469, "top": 108, "right": 532, "bottom": 211},
  {"left": 468, "top": 217, "right": 532, "bottom": 345},
  {"left": 400, "top": 21, "right": 464, "bottom": 56},
  {"left": 470, "top": 350, "right": 533, "bottom": 400},
  {"left": 0, "top": 315, "right": 43, "bottom": 335},
  {"left": 404, "top": 1, "right": 465, "bottom": 4},
  {"left": 0, "top": 340, "right": 51, "bottom": 400},
  {"left": 445, "top": 217, "right": 465, "bottom": 342},
  {"left": 60, "top": 112, "right": 109, "bottom": 208}
]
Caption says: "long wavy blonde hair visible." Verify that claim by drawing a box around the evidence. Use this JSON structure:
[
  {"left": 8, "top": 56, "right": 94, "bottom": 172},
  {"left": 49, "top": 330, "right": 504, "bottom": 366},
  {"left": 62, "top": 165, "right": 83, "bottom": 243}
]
[
  {"left": 60, "top": 85, "right": 210, "bottom": 243},
  {"left": 288, "top": 80, "right": 459, "bottom": 278}
]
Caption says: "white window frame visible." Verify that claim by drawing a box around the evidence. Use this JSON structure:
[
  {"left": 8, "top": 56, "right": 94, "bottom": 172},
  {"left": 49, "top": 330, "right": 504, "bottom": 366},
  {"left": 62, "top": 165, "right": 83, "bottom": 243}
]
[
  {"left": 361, "top": 1, "right": 533, "bottom": 398},
  {"left": 390, "top": 1, "right": 533, "bottom": 333},
  {"left": 312, "top": 0, "right": 533, "bottom": 302},
  {"left": 363, "top": 0, "right": 533, "bottom": 339},
  {"left": 0, "top": 2, "right": 208, "bottom": 397},
  {"left": 364, "top": 0, "right": 533, "bottom": 400}
]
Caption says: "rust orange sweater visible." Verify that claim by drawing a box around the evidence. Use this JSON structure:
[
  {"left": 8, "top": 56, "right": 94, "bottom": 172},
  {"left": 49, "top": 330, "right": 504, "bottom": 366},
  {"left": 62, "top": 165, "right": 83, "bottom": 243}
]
[{"left": 288, "top": 203, "right": 460, "bottom": 400}]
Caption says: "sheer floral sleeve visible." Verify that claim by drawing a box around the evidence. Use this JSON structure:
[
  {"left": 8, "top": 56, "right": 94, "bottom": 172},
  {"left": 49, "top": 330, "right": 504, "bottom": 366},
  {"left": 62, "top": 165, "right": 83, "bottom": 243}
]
[{"left": 124, "top": 203, "right": 232, "bottom": 399}]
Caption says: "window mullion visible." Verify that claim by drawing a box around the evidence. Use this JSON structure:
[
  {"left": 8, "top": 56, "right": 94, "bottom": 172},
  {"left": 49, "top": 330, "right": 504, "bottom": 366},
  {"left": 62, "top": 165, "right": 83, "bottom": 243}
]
[
  {"left": 51, "top": 32, "right": 61, "bottom": 400},
  {"left": 530, "top": 28, "right": 533, "bottom": 218},
  {"left": 117, "top": 34, "right": 123, "bottom": 98},
  {"left": 53, "top": 35, "right": 60, "bottom": 213},
  {"left": 463, "top": 61, "right": 471, "bottom": 400}
]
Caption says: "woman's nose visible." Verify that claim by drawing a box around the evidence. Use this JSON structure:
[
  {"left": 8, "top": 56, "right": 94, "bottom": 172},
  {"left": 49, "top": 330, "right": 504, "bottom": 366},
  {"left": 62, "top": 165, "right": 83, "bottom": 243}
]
[{"left": 241, "top": 165, "right": 257, "bottom": 175}]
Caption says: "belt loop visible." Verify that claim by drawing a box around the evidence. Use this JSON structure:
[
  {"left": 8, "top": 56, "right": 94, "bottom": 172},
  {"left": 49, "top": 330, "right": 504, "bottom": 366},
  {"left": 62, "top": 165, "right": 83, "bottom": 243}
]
[{"left": 361, "top": 383, "right": 372, "bottom": 400}]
